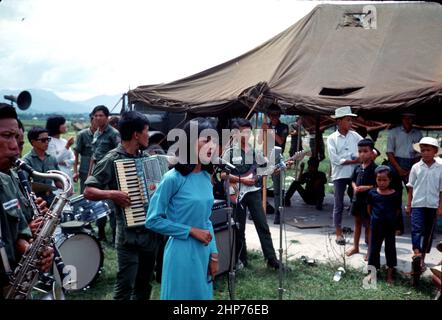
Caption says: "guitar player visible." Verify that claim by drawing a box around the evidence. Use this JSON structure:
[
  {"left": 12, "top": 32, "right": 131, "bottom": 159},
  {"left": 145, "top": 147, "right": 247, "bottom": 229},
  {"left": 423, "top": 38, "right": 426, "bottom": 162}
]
[
  {"left": 221, "top": 118, "right": 281, "bottom": 270},
  {"left": 260, "top": 105, "right": 289, "bottom": 225}
]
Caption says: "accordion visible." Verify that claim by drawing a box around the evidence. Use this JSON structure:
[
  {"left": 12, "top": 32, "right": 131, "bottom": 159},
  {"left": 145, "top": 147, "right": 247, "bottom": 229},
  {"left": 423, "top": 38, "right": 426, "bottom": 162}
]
[{"left": 114, "top": 155, "right": 169, "bottom": 228}]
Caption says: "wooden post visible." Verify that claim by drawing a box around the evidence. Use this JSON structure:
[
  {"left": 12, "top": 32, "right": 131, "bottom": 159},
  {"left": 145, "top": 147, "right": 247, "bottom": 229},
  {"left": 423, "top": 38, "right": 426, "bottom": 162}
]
[
  {"left": 315, "top": 115, "right": 321, "bottom": 159},
  {"left": 262, "top": 113, "right": 268, "bottom": 213}
]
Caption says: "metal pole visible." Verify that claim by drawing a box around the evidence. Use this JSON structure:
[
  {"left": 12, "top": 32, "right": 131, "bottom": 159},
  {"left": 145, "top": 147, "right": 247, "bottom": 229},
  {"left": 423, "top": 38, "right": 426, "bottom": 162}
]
[
  {"left": 262, "top": 113, "right": 268, "bottom": 213},
  {"left": 278, "top": 159, "right": 286, "bottom": 300},
  {"left": 224, "top": 169, "right": 236, "bottom": 300}
]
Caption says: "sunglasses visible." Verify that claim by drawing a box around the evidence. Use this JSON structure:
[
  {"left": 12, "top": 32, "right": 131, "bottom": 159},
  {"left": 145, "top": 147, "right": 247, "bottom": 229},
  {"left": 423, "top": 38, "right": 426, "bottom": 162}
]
[{"left": 36, "top": 137, "right": 51, "bottom": 143}]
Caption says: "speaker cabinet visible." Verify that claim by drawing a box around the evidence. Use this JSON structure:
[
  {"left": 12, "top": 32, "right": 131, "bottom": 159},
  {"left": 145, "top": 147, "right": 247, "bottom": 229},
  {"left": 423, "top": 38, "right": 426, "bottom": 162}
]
[{"left": 214, "top": 225, "right": 235, "bottom": 276}]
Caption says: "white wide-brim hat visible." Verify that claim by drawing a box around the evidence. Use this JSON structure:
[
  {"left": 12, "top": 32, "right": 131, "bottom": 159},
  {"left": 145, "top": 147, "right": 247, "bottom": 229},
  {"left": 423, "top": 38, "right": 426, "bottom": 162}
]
[
  {"left": 413, "top": 137, "right": 442, "bottom": 156},
  {"left": 331, "top": 106, "right": 358, "bottom": 119}
]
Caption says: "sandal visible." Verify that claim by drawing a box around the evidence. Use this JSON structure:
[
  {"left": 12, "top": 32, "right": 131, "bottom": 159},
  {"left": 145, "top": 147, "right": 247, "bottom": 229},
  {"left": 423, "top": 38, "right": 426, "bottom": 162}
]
[{"left": 335, "top": 237, "right": 346, "bottom": 246}]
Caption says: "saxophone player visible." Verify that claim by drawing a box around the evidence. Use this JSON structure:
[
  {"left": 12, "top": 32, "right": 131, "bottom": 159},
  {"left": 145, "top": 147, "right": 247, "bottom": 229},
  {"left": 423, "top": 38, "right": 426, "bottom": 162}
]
[
  {"left": 0, "top": 119, "right": 49, "bottom": 233},
  {"left": 0, "top": 104, "right": 53, "bottom": 298}
]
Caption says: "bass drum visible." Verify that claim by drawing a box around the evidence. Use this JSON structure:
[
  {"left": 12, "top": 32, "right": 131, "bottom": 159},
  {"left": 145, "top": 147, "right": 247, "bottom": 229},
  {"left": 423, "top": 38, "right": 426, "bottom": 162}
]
[{"left": 53, "top": 230, "right": 104, "bottom": 291}]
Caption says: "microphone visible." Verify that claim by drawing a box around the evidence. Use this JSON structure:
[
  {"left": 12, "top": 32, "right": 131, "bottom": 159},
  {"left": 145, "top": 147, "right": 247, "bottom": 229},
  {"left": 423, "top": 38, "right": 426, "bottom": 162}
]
[{"left": 214, "top": 157, "right": 236, "bottom": 170}]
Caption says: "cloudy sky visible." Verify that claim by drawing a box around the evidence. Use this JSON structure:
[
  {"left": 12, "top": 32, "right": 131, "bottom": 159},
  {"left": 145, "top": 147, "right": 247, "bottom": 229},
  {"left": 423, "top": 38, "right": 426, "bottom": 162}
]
[{"left": 0, "top": 0, "right": 334, "bottom": 101}]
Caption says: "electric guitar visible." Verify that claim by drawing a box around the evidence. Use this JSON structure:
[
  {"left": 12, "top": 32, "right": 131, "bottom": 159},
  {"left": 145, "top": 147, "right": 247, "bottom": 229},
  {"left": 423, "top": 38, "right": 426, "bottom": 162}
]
[{"left": 229, "top": 150, "right": 311, "bottom": 204}]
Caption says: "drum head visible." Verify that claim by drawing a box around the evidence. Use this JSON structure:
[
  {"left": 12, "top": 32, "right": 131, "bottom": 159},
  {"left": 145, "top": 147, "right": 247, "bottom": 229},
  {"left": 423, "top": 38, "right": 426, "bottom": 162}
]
[
  {"left": 60, "top": 221, "right": 86, "bottom": 234},
  {"left": 54, "top": 233, "right": 103, "bottom": 291}
]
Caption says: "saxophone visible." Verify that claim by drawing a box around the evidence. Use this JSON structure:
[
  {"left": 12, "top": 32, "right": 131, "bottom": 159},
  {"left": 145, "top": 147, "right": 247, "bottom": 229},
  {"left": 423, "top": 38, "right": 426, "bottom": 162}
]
[{"left": 5, "top": 159, "right": 72, "bottom": 299}]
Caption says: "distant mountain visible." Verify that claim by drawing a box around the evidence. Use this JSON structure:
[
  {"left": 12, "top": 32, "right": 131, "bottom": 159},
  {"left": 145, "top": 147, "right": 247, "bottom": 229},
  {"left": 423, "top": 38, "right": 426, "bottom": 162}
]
[
  {"left": 81, "top": 94, "right": 124, "bottom": 113},
  {"left": 0, "top": 89, "right": 121, "bottom": 114}
]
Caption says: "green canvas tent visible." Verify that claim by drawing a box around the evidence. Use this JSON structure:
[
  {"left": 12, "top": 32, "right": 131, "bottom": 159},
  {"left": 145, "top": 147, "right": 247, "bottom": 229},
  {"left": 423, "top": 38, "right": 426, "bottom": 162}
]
[{"left": 128, "top": 2, "right": 442, "bottom": 126}]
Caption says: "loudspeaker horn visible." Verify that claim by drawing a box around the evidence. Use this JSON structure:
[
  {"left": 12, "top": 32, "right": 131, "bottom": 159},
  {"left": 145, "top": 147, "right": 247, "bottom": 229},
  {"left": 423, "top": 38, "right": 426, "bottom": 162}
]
[{"left": 3, "top": 90, "right": 32, "bottom": 110}]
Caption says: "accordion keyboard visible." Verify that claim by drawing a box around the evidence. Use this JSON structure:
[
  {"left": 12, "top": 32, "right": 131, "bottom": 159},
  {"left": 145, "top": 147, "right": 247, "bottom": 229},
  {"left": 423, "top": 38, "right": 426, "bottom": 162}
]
[{"left": 114, "top": 156, "right": 169, "bottom": 228}]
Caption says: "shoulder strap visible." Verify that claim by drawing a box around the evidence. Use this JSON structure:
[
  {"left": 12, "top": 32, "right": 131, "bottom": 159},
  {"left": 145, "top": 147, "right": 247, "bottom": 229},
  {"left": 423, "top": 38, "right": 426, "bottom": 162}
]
[{"left": 0, "top": 218, "right": 12, "bottom": 273}]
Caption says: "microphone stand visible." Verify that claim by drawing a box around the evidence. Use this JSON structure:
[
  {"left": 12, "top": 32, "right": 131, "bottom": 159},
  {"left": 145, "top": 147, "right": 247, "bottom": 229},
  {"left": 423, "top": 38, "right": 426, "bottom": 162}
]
[
  {"left": 277, "top": 157, "right": 287, "bottom": 300},
  {"left": 223, "top": 166, "right": 236, "bottom": 300}
]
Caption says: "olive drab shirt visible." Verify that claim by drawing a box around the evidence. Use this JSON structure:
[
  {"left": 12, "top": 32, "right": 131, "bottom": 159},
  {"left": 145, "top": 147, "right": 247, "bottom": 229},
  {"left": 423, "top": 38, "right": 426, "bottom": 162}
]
[
  {"left": 84, "top": 144, "right": 161, "bottom": 251},
  {"left": 91, "top": 125, "right": 120, "bottom": 163},
  {"left": 74, "top": 127, "right": 94, "bottom": 175},
  {"left": 8, "top": 169, "right": 33, "bottom": 223},
  {"left": 0, "top": 172, "right": 32, "bottom": 272},
  {"left": 22, "top": 149, "right": 60, "bottom": 187}
]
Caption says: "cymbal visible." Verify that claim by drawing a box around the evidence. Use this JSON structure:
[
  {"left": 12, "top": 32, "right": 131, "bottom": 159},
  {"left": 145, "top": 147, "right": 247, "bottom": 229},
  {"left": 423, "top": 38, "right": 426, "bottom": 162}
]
[{"left": 31, "top": 182, "right": 56, "bottom": 193}]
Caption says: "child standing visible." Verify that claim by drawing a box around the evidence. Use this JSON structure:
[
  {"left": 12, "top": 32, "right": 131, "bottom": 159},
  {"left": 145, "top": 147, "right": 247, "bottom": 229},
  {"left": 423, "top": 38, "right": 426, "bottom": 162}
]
[
  {"left": 346, "top": 139, "right": 377, "bottom": 259},
  {"left": 367, "top": 165, "right": 402, "bottom": 284},
  {"left": 406, "top": 137, "right": 442, "bottom": 275}
]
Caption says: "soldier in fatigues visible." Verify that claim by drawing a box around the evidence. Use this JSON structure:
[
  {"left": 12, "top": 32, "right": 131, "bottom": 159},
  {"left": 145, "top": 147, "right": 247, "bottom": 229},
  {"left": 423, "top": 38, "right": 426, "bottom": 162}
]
[
  {"left": 22, "top": 127, "right": 61, "bottom": 204},
  {"left": 1, "top": 120, "right": 49, "bottom": 228},
  {"left": 73, "top": 114, "right": 97, "bottom": 193},
  {"left": 0, "top": 104, "right": 52, "bottom": 298},
  {"left": 84, "top": 111, "right": 161, "bottom": 300},
  {"left": 89, "top": 105, "right": 120, "bottom": 243}
]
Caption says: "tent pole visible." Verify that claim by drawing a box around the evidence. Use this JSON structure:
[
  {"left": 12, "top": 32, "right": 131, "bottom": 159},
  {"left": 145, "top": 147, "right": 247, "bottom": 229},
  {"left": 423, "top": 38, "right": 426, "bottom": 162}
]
[
  {"left": 253, "top": 112, "right": 258, "bottom": 150},
  {"left": 315, "top": 115, "right": 321, "bottom": 159},
  {"left": 245, "top": 93, "right": 264, "bottom": 120}
]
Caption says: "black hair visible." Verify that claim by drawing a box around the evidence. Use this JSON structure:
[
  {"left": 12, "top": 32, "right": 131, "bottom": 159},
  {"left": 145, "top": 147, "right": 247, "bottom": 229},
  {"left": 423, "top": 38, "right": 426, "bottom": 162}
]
[
  {"left": 109, "top": 116, "right": 120, "bottom": 128},
  {"left": 267, "top": 104, "right": 281, "bottom": 115},
  {"left": 45, "top": 115, "right": 66, "bottom": 136},
  {"left": 28, "top": 126, "right": 49, "bottom": 143},
  {"left": 174, "top": 117, "right": 216, "bottom": 176},
  {"left": 91, "top": 105, "right": 110, "bottom": 117},
  {"left": 358, "top": 138, "right": 374, "bottom": 150},
  {"left": 0, "top": 103, "right": 18, "bottom": 120},
  {"left": 307, "top": 157, "right": 319, "bottom": 168},
  {"left": 231, "top": 118, "right": 252, "bottom": 130},
  {"left": 375, "top": 165, "right": 392, "bottom": 179},
  {"left": 17, "top": 118, "right": 24, "bottom": 132},
  {"left": 118, "top": 111, "right": 150, "bottom": 141},
  {"left": 89, "top": 112, "right": 94, "bottom": 121}
]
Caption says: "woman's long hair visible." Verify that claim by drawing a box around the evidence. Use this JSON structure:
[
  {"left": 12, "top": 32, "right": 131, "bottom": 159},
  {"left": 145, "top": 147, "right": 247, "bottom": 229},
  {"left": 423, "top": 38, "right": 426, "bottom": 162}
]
[
  {"left": 174, "top": 117, "right": 216, "bottom": 176},
  {"left": 46, "top": 115, "right": 66, "bottom": 136}
]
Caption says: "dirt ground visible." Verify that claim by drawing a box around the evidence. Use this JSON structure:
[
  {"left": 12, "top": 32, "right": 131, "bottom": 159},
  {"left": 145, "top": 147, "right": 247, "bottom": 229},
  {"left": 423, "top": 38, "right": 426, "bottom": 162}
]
[{"left": 244, "top": 192, "right": 442, "bottom": 278}]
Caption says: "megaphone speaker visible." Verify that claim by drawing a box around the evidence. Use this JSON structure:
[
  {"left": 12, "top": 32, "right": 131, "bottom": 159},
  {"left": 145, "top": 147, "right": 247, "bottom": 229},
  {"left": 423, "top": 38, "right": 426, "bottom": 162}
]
[{"left": 16, "top": 91, "right": 32, "bottom": 110}]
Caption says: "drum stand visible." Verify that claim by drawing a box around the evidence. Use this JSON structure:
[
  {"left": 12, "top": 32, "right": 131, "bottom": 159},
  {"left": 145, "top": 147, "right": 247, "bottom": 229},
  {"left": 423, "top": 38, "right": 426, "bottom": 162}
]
[{"left": 223, "top": 168, "right": 237, "bottom": 300}]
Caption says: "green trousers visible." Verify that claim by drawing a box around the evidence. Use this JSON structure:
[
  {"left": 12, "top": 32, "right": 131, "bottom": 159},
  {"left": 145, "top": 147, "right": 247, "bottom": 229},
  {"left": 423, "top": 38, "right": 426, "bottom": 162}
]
[
  {"left": 234, "top": 190, "right": 277, "bottom": 264},
  {"left": 114, "top": 244, "right": 157, "bottom": 300}
]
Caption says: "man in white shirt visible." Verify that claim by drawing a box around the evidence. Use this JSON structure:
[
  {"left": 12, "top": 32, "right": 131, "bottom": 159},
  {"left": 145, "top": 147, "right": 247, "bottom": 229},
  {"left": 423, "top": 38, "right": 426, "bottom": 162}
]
[
  {"left": 387, "top": 113, "right": 422, "bottom": 235},
  {"left": 327, "top": 107, "right": 363, "bottom": 245}
]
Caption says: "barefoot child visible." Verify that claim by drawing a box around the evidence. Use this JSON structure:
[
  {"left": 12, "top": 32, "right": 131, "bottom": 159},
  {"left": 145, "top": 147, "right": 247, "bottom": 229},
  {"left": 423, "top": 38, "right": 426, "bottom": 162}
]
[
  {"left": 406, "top": 137, "right": 442, "bottom": 275},
  {"left": 346, "top": 139, "right": 377, "bottom": 259},
  {"left": 367, "top": 165, "right": 401, "bottom": 284}
]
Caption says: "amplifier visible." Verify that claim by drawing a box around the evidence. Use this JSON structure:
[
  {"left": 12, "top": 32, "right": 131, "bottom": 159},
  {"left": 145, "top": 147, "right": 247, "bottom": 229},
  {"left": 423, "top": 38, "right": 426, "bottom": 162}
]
[
  {"left": 214, "top": 224, "right": 235, "bottom": 277},
  {"left": 211, "top": 200, "right": 229, "bottom": 228}
]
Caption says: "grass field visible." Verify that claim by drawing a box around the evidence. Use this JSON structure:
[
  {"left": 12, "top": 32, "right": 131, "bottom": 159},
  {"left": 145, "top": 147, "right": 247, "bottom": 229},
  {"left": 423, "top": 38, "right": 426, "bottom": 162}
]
[
  {"left": 20, "top": 119, "right": 439, "bottom": 300},
  {"left": 63, "top": 245, "right": 436, "bottom": 300}
]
